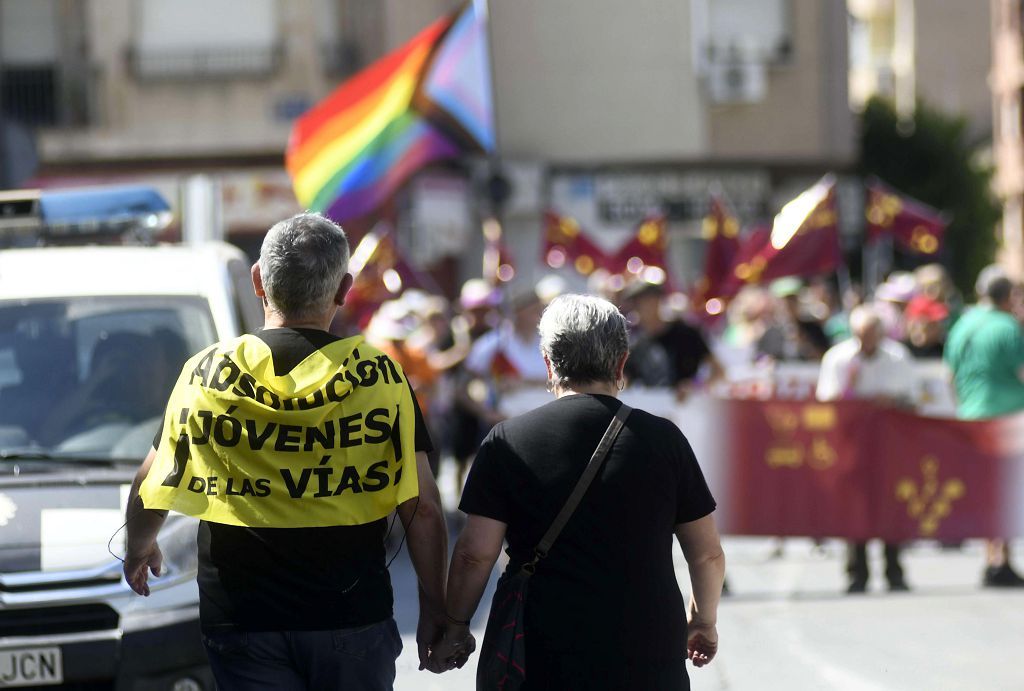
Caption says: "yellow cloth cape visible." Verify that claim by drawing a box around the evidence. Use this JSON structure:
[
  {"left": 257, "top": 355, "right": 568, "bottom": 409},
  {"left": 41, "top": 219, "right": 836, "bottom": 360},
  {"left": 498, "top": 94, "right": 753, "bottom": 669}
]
[{"left": 140, "top": 334, "right": 418, "bottom": 527}]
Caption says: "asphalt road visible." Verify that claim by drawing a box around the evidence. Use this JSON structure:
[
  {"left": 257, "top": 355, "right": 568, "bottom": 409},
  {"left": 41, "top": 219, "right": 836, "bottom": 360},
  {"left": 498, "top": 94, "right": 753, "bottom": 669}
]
[{"left": 389, "top": 525, "right": 1024, "bottom": 690}]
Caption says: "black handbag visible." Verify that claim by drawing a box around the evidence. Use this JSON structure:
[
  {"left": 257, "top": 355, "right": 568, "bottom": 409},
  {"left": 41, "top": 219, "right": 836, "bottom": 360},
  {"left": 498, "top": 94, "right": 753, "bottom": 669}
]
[{"left": 476, "top": 403, "right": 632, "bottom": 690}]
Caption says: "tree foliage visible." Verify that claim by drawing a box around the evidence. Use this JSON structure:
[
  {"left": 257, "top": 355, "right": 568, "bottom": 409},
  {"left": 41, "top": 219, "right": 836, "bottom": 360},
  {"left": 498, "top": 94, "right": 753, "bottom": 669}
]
[{"left": 858, "top": 97, "right": 1000, "bottom": 294}]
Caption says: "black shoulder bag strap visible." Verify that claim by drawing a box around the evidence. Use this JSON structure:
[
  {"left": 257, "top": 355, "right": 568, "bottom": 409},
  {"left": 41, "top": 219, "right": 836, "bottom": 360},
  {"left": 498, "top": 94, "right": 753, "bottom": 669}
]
[{"left": 522, "top": 402, "right": 632, "bottom": 575}]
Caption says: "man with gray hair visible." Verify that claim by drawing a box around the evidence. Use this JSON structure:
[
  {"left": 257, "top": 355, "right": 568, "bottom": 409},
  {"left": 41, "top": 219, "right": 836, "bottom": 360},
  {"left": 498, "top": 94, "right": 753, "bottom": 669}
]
[
  {"left": 817, "top": 304, "right": 916, "bottom": 593},
  {"left": 124, "top": 213, "right": 450, "bottom": 688},
  {"left": 945, "top": 264, "right": 1024, "bottom": 587}
]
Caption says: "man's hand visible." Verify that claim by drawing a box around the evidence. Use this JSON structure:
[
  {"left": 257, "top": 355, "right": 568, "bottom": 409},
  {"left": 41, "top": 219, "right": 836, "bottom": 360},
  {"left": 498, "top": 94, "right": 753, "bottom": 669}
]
[
  {"left": 417, "top": 609, "right": 447, "bottom": 672},
  {"left": 124, "top": 542, "right": 162, "bottom": 597},
  {"left": 124, "top": 449, "right": 168, "bottom": 597},
  {"left": 428, "top": 624, "right": 476, "bottom": 673},
  {"left": 400, "top": 451, "right": 450, "bottom": 671},
  {"left": 686, "top": 620, "right": 718, "bottom": 668}
]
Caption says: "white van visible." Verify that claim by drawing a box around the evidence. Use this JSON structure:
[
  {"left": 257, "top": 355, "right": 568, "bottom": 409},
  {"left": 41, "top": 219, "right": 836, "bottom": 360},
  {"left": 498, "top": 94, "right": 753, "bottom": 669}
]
[{"left": 0, "top": 187, "right": 262, "bottom": 689}]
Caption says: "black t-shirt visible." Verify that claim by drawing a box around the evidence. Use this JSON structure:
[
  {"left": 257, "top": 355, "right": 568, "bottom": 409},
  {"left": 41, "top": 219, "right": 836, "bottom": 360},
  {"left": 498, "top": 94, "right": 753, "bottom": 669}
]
[
  {"left": 459, "top": 394, "right": 715, "bottom": 660},
  {"left": 155, "top": 327, "right": 432, "bottom": 632},
  {"left": 626, "top": 320, "right": 711, "bottom": 386}
]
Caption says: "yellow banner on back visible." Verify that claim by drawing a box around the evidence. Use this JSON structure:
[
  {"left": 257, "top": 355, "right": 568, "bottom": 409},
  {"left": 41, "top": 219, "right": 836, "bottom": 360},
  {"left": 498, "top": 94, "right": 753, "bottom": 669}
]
[{"left": 140, "top": 334, "right": 418, "bottom": 527}]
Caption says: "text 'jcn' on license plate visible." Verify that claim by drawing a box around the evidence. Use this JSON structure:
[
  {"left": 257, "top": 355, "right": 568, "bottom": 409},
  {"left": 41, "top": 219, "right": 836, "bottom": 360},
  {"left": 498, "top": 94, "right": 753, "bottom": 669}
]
[{"left": 0, "top": 648, "right": 63, "bottom": 687}]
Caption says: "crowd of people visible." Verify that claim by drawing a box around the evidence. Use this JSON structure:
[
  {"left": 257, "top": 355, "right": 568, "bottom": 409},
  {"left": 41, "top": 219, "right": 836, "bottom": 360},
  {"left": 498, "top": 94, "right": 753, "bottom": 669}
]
[
  {"left": 354, "top": 257, "right": 1024, "bottom": 595},
  {"left": 354, "top": 262, "right": 961, "bottom": 483},
  {"left": 720, "top": 263, "right": 958, "bottom": 365}
]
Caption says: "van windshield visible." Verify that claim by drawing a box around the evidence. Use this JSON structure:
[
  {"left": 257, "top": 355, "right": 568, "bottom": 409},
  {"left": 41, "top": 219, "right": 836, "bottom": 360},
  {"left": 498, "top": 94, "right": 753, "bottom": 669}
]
[{"left": 0, "top": 297, "right": 217, "bottom": 461}]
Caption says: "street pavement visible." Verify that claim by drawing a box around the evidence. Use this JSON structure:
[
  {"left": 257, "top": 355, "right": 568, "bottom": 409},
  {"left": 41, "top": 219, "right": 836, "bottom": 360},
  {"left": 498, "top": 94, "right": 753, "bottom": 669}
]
[{"left": 388, "top": 471, "right": 1024, "bottom": 690}]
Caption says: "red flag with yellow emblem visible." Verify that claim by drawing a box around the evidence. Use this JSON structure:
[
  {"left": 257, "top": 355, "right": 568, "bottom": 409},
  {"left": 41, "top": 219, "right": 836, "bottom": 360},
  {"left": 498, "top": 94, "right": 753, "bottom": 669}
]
[
  {"left": 865, "top": 179, "right": 948, "bottom": 256},
  {"left": 693, "top": 195, "right": 742, "bottom": 310},
  {"left": 542, "top": 210, "right": 611, "bottom": 275},
  {"left": 720, "top": 176, "right": 842, "bottom": 295},
  {"left": 611, "top": 214, "right": 669, "bottom": 274},
  {"left": 344, "top": 228, "right": 431, "bottom": 328}
]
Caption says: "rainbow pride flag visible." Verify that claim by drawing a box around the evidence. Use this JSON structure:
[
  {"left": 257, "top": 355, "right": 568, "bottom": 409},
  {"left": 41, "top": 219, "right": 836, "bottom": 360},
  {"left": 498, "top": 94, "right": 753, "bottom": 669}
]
[{"left": 287, "top": 2, "right": 495, "bottom": 222}]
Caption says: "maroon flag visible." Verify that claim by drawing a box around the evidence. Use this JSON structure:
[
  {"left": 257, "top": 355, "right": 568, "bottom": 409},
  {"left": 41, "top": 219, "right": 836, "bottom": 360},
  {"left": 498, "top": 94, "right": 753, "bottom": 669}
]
[
  {"left": 721, "top": 176, "right": 842, "bottom": 295},
  {"left": 693, "top": 195, "right": 742, "bottom": 311},
  {"left": 758, "top": 175, "right": 842, "bottom": 279},
  {"left": 717, "top": 223, "right": 771, "bottom": 298},
  {"left": 344, "top": 229, "right": 431, "bottom": 328},
  {"left": 542, "top": 211, "right": 611, "bottom": 275},
  {"left": 865, "top": 179, "right": 947, "bottom": 256},
  {"left": 611, "top": 214, "right": 669, "bottom": 275}
]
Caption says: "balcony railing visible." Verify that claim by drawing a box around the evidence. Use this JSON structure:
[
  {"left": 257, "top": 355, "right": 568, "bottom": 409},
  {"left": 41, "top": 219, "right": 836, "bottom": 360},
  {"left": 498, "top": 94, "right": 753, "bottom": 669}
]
[
  {"left": 128, "top": 44, "right": 283, "bottom": 81},
  {"left": 0, "top": 64, "right": 90, "bottom": 128},
  {"left": 321, "top": 40, "right": 364, "bottom": 78}
]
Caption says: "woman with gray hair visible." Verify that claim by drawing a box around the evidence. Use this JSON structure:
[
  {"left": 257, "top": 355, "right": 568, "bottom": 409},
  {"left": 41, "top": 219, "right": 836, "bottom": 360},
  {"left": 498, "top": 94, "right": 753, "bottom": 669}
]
[{"left": 434, "top": 294, "right": 725, "bottom": 689}]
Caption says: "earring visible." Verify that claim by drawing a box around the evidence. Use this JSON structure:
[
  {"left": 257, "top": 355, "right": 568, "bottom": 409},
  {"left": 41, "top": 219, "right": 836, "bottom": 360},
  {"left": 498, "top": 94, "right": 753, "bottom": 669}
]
[
  {"left": 616, "top": 378, "right": 625, "bottom": 391},
  {"left": 546, "top": 379, "right": 554, "bottom": 393}
]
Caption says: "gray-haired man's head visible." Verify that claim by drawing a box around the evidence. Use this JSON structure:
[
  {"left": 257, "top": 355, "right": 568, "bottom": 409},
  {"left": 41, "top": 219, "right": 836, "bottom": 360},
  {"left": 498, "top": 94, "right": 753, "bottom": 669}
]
[
  {"left": 257, "top": 213, "right": 350, "bottom": 321},
  {"left": 975, "top": 264, "right": 1014, "bottom": 307},
  {"left": 849, "top": 304, "right": 884, "bottom": 356},
  {"left": 538, "top": 294, "right": 628, "bottom": 389}
]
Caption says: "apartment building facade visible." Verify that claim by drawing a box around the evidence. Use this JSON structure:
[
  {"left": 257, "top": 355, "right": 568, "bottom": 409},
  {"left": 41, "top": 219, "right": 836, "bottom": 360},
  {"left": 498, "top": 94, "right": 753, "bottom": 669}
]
[
  {"left": 992, "top": 0, "right": 1024, "bottom": 278},
  {"left": 0, "top": 0, "right": 858, "bottom": 288}
]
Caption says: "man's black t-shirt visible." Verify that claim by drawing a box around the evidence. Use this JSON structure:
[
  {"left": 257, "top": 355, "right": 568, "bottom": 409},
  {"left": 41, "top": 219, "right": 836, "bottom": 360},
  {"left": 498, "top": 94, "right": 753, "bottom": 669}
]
[
  {"left": 459, "top": 394, "right": 715, "bottom": 660},
  {"left": 626, "top": 320, "right": 711, "bottom": 386},
  {"left": 155, "top": 327, "right": 432, "bottom": 632}
]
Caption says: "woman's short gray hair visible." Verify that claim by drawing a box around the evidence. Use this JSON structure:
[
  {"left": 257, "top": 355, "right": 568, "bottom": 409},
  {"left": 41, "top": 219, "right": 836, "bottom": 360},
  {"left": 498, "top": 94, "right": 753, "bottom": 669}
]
[
  {"left": 538, "top": 294, "right": 629, "bottom": 388},
  {"left": 258, "top": 213, "right": 350, "bottom": 320}
]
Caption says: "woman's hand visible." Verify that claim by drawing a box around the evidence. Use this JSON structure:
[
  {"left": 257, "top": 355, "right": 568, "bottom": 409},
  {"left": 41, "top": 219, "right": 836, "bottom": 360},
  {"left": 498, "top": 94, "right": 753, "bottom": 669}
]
[{"left": 686, "top": 620, "right": 718, "bottom": 668}]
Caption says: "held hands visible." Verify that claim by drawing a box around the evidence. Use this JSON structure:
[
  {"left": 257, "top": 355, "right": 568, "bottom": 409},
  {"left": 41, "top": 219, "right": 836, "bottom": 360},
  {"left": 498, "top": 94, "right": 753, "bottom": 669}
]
[
  {"left": 416, "top": 610, "right": 447, "bottom": 671},
  {"left": 417, "top": 611, "right": 476, "bottom": 674},
  {"left": 425, "top": 624, "right": 476, "bottom": 673}
]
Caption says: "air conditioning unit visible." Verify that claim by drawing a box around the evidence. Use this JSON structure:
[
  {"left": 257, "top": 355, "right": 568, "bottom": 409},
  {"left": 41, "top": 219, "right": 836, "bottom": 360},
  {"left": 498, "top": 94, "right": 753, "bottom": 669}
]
[{"left": 707, "top": 59, "right": 767, "bottom": 104}]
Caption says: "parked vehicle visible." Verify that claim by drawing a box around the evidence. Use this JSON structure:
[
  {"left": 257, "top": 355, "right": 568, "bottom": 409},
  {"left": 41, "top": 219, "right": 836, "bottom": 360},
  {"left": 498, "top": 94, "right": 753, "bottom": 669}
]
[{"left": 0, "top": 186, "right": 262, "bottom": 689}]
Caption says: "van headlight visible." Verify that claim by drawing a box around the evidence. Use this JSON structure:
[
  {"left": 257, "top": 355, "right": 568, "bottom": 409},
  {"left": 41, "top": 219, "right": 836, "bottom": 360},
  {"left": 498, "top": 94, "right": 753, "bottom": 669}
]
[{"left": 156, "top": 514, "right": 199, "bottom": 577}]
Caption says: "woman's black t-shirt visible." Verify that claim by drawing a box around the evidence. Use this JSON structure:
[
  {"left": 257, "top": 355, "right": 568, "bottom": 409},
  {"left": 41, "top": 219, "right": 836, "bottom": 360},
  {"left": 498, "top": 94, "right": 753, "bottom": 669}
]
[
  {"left": 459, "top": 393, "right": 716, "bottom": 660},
  {"left": 155, "top": 327, "right": 432, "bottom": 632}
]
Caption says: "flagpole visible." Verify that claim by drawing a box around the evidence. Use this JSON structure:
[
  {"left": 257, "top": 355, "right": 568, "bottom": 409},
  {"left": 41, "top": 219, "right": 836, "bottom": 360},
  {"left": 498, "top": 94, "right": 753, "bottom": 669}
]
[
  {"left": 837, "top": 263, "right": 853, "bottom": 311},
  {"left": 478, "top": 0, "right": 501, "bottom": 159},
  {"left": 476, "top": 0, "right": 508, "bottom": 286},
  {"left": 862, "top": 241, "right": 872, "bottom": 297},
  {"left": 885, "top": 234, "right": 896, "bottom": 283}
]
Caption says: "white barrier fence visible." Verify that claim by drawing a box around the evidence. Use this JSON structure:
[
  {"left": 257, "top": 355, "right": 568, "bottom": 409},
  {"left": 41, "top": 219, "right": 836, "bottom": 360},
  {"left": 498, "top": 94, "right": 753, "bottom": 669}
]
[{"left": 497, "top": 359, "right": 956, "bottom": 515}]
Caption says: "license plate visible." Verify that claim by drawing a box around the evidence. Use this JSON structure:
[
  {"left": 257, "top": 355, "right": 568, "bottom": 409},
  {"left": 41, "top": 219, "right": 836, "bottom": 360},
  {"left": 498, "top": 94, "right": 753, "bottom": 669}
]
[{"left": 0, "top": 647, "right": 63, "bottom": 687}]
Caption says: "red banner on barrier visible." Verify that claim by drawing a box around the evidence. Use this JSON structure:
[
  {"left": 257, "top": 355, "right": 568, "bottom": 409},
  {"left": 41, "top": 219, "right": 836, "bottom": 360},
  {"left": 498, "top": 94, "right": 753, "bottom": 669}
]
[
  {"left": 718, "top": 400, "right": 1009, "bottom": 541},
  {"left": 498, "top": 388, "right": 1024, "bottom": 540}
]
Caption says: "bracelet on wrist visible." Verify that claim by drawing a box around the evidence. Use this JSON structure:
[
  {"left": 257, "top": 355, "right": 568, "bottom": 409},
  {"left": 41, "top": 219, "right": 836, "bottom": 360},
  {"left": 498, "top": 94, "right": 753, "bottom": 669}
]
[{"left": 445, "top": 613, "right": 471, "bottom": 626}]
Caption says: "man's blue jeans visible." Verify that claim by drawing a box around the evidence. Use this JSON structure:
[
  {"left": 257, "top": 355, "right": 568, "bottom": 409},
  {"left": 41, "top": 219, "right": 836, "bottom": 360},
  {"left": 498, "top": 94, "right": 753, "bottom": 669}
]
[{"left": 201, "top": 619, "right": 403, "bottom": 690}]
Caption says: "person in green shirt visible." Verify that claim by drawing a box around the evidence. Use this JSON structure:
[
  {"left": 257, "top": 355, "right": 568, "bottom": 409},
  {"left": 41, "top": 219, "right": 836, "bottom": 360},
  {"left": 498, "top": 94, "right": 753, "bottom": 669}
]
[{"left": 944, "top": 265, "right": 1024, "bottom": 587}]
